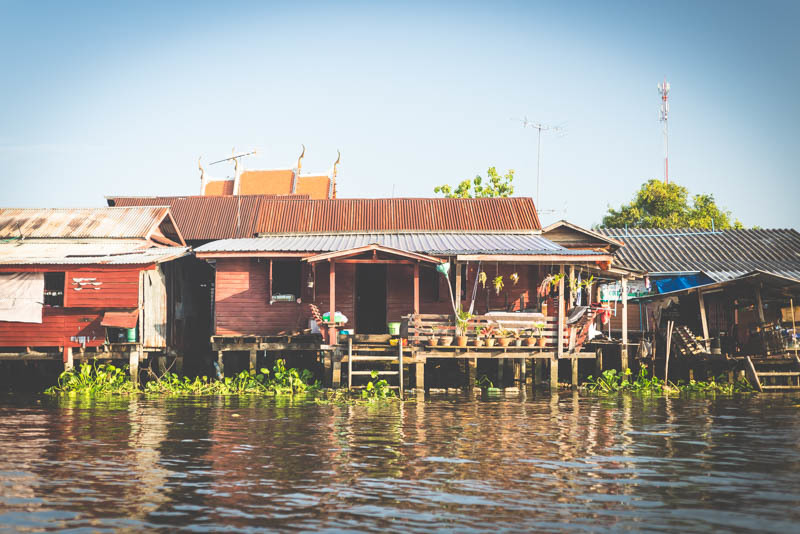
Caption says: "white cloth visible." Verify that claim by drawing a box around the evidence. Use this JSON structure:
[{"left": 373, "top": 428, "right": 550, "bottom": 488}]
[{"left": 0, "top": 272, "right": 44, "bottom": 323}]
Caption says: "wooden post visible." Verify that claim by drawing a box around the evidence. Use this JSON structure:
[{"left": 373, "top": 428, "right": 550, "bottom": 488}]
[
  {"left": 664, "top": 320, "right": 674, "bottom": 384},
  {"left": 550, "top": 357, "right": 559, "bottom": 390},
  {"left": 130, "top": 347, "right": 140, "bottom": 386},
  {"left": 329, "top": 260, "right": 337, "bottom": 345},
  {"left": 513, "top": 359, "right": 522, "bottom": 385},
  {"left": 347, "top": 337, "right": 353, "bottom": 389},
  {"left": 791, "top": 297, "right": 798, "bottom": 359},
  {"left": 415, "top": 362, "right": 425, "bottom": 391},
  {"left": 621, "top": 277, "right": 629, "bottom": 372},
  {"left": 63, "top": 346, "right": 73, "bottom": 372},
  {"left": 323, "top": 350, "right": 332, "bottom": 386},
  {"left": 497, "top": 358, "right": 504, "bottom": 387},
  {"left": 398, "top": 340, "right": 404, "bottom": 400},
  {"left": 571, "top": 358, "right": 578, "bottom": 388},
  {"left": 755, "top": 286, "right": 766, "bottom": 323},
  {"left": 217, "top": 350, "right": 224, "bottom": 378},
  {"left": 534, "top": 359, "right": 543, "bottom": 385},
  {"left": 413, "top": 262, "right": 420, "bottom": 315},
  {"left": 249, "top": 349, "right": 257, "bottom": 375},
  {"left": 467, "top": 358, "right": 477, "bottom": 389},
  {"left": 454, "top": 260, "right": 462, "bottom": 309},
  {"left": 568, "top": 265, "right": 576, "bottom": 305},
  {"left": 698, "top": 291, "right": 710, "bottom": 352},
  {"left": 332, "top": 349, "right": 341, "bottom": 387},
  {"left": 595, "top": 347, "right": 603, "bottom": 376}
]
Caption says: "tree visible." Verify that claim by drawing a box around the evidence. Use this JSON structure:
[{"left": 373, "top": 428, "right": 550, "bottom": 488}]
[
  {"left": 600, "top": 179, "right": 743, "bottom": 229},
  {"left": 434, "top": 167, "right": 514, "bottom": 198}
]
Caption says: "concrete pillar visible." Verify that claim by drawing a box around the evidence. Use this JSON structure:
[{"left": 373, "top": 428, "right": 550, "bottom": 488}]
[
  {"left": 415, "top": 362, "right": 425, "bottom": 392},
  {"left": 63, "top": 346, "right": 73, "bottom": 372},
  {"left": 249, "top": 349, "right": 257, "bottom": 375}
]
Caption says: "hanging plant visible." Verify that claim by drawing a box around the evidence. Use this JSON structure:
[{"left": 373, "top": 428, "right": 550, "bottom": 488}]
[
  {"left": 550, "top": 273, "right": 564, "bottom": 288},
  {"left": 509, "top": 272, "right": 519, "bottom": 285},
  {"left": 478, "top": 271, "right": 487, "bottom": 289},
  {"left": 492, "top": 275, "right": 504, "bottom": 295},
  {"left": 581, "top": 275, "right": 595, "bottom": 290},
  {"left": 568, "top": 275, "right": 579, "bottom": 294},
  {"left": 538, "top": 274, "right": 554, "bottom": 297}
]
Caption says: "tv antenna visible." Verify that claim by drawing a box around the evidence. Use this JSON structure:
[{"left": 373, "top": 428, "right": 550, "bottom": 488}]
[
  {"left": 515, "top": 117, "right": 564, "bottom": 211},
  {"left": 209, "top": 149, "right": 257, "bottom": 166},
  {"left": 658, "top": 78, "right": 670, "bottom": 184}
]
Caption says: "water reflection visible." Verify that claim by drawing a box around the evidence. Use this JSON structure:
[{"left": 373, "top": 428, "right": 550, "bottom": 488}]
[{"left": 0, "top": 392, "right": 798, "bottom": 532}]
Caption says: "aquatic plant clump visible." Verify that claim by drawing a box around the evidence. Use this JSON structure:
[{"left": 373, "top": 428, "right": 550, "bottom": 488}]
[
  {"left": 46, "top": 359, "right": 319, "bottom": 396},
  {"left": 583, "top": 368, "right": 754, "bottom": 395}
]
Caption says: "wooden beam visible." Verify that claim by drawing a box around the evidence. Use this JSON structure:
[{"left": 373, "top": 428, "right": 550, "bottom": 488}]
[
  {"left": 557, "top": 265, "right": 565, "bottom": 360},
  {"left": 329, "top": 260, "right": 337, "bottom": 345},
  {"left": 454, "top": 259, "right": 462, "bottom": 309},
  {"left": 755, "top": 286, "right": 766, "bottom": 323},
  {"left": 698, "top": 291, "right": 710, "bottom": 351},
  {"left": 337, "top": 259, "right": 417, "bottom": 264},
  {"left": 621, "top": 276, "right": 629, "bottom": 370},
  {"left": 413, "top": 262, "right": 420, "bottom": 314},
  {"left": 456, "top": 254, "right": 614, "bottom": 263}
]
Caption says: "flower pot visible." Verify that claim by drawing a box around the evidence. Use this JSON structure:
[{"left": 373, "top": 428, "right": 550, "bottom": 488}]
[
  {"left": 537, "top": 336, "right": 547, "bottom": 348},
  {"left": 455, "top": 335, "right": 468, "bottom": 347},
  {"left": 497, "top": 337, "right": 511, "bottom": 347},
  {"left": 514, "top": 338, "right": 523, "bottom": 347},
  {"left": 428, "top": 337, "right": 439, "bottom": 347},
  {"left": 440, "top": 336, "right": 453, "bottom": 347},
  {"left": 485, "top": 338, "right": 496, "bottom": 347},
  {"left": 524, "top": 337, "right": 536, "bottom": 347},
  {"left": 474, "top": 338, "right": 485, "bottom": 347}
]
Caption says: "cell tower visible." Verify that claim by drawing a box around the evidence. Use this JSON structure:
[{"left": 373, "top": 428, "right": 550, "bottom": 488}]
[{"left": 658, "top": 78, "right": 670, "bottom": 184}]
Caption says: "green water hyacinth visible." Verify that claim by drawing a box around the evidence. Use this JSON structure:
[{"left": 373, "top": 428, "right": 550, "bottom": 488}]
[
  {"left": 45, "top": 362, "right": 138, "bottom": 395},
  {"left": 583, "top": 368, "right": 754, "bottom": 395}
]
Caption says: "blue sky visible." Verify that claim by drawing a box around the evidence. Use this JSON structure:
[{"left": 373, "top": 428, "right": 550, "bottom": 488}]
[{"left": 1, "top": 0, "right": 797, "bottom": 228}]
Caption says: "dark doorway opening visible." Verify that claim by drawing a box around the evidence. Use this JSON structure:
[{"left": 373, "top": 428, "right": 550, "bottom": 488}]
[{"left": 356, "top": 264, "right": 387, "bottom": 334}]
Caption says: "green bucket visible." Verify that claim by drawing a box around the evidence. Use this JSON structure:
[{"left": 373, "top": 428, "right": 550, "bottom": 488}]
[
  {"left": 387, "top": 322, "right": 401, "bottom": 336},
  {"left": 125, "top": 328, "right": 137, "bottom": 342}
]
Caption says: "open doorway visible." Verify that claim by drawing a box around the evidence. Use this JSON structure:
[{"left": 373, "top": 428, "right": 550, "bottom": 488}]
[{"left": 356, "top": 264, "right": 387, "bottom": 334}]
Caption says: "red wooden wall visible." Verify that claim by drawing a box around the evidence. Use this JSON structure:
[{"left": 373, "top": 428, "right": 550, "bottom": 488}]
[
  {"left": 64, "top": 269, "right": 140, "bottom": 308},
  {"left": 0, "top": 308, "right": 105, "bottom": 347}
]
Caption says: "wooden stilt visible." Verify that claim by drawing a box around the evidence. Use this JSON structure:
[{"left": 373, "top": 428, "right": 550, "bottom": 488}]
[
  {"left": 550, "top": 357, "right": 559, "bottom": 390},
  {"left": 63, "top": 346, "right": 73, "bottom": 372},
  {"left": 595, "top": 347, "right": 603, "bottom": 376},
  {"left": 698, "top": 292, "right": 710, "bottom": 352},
  {"left": 534, "top": 359, "right": 543, "bottom": 385},
  {"left": 130, "top": 348, "right": 140, "bottom": 386},
  {"left": 249, "top": 349, "right": 257, "bottom": 374},
  {"left": 332, "top": 349, "right": 341, "bottom": 388},
  {"left": 571, "top": 358, "right": 579, "bottom": 388},
  {"left": 467, "top": 358, "right": 477, "bottom": 389},
  {"left": 497, "top": 358, "right": 504, "bottom": 386},
  {"left": 217, "top": 350, "right": 224, "bottom": 378},
  {"left": 415, "top": 362, "right": 425, "bottom": 391},
  {"left": 621, "top": 277, "right": 629, "bottom": 372}
]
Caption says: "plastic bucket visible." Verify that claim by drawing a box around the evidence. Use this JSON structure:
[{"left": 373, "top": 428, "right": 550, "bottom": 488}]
[
  {"left": 387, "top": 322, "right": 401, "bottom": 336},
  {"left": 125, "top": 327, "right": 137, "bottom": 342}
]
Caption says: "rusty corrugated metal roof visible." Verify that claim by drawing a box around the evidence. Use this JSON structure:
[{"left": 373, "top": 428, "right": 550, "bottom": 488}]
[
  {"left": 0, "top": 240, "right": 189, "bottom": 265},
  {"left": 598, "top": 228, "right": 800, "bottom": 281},
  {"left": 108, "top": 196, "right": 542, "bottom": 241},
  {"left": 0, "top": 207, "right": 170, "bottom": 239}
]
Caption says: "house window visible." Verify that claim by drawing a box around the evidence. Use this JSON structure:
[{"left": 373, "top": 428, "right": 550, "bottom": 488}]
[
  {"left": 421, "top": 266, "right": 439, "bottom": 302},
  {"left": 271, "top": 260, "right": 301, "bottom": 301},
  {"left": 44, "top": 272, "right": 65, "bottom": 306}
]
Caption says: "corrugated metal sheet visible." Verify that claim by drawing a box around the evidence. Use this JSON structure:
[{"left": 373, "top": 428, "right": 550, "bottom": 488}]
[
  {"left": 0, "top": 241, "right": 189, "bottom": 265},
  {"left": 0, "top": 207, "right": 169, "bottom": 239},
  {"left": 108, "top": 196, "right": 542, "bottom": 241},
  {"left": 598, "top": 228, "right": 800, "bottom": 281},
  {"left": 109, "top": 195, "right": 307, "bottom": 241},
  {"left": 195, "top": 233, "right": 603, "bottom": 256}
]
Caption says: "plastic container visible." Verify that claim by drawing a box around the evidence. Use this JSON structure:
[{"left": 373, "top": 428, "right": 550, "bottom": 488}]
[
  {"left": 387, "top": 322, "right": 401, "bottom": 336},
  {"left": 125, "top": 327, "right": 137, "bottom": 342}
]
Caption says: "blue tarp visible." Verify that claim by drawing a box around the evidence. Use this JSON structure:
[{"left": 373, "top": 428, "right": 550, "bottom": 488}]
[{"left": 654, "top": 274, "right": 714, "bottom": 294}]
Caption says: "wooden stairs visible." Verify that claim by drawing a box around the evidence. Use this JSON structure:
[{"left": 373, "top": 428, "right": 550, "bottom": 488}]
[
  {"left": 345, "top": 335, "right": 404, "bottom": 398},
  {"left": 746, "top": 355, "right": 800, "bottom": 392}
]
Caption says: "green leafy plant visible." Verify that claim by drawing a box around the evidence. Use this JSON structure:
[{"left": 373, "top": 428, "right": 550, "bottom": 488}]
[
  {"left": 361, "top": 370, "right": 395, "bottom": 400},
  {"left": 455, "top": 308, "right": 474, "bottom": 337},
  {"left": 492, "top": 275, "right": 504, "bottom": 295},
  {"left": 475, "top": 374, "right": 494, "bottom": 389},
  {"left": 45, "top": 362, "right": 138, "bottom": 395}
]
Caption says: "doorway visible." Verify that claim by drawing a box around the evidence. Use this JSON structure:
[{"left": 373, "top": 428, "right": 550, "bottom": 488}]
[{"left": 356, "top": 264, "right": 387, "bottom": 334}]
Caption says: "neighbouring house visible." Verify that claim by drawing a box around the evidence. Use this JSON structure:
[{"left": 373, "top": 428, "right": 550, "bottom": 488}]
[
  {"left": 594, "top": 228, "right": 800, "bottom": 387},
  {"left": 0, "top": 207, "right": 191, "bottom": 381}
]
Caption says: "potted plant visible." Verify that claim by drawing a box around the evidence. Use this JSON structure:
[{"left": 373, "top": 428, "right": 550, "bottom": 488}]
[
  {"left": 533, "top": 322, "right": 547, "bottom": 348},
  {"left": 473, "top": 325, "right": 485, "bottom": 347},
  {"left": 455, "top": 308, "right": 473, "bottom": 347},
  {"left": 428, "top": 331, "right": 439, "bottom": 347},
  {"left": 482, "top": 326, "right": 496, "bottom": 347},
  {"left": 524, "top": 328, "right": 536, "bottom": 346},
  {"left": 511, "top": 328, "right": 522, "bottom": 347},
  {"left": 497, "top": 329, "right": 512, "bottom": 347},
  {"left": 439, "top": 327, "right": 454, "bottom": 347}
]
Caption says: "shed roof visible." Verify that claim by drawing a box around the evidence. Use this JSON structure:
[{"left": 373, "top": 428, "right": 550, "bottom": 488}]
[
  {"left": 109, "top": 196, "right": 542, "bottom": 241},
  {"left": 598, "top": 228, "right": 800, "bottom": 282},
  {"left": 194, "top": 232, "right": 604, "bottom": 258},
  {"left": 637, "top": 270, "right": 800, "bottom": 301},
  {"left": 0, "top": 207, "right": 182, "bottom": 242},
  {"left": 0, "top": 241, "right": 189, "bottom": 265}
]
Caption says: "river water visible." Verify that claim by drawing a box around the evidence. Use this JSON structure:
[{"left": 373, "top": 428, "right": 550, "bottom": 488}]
[{"left": 0, "top": 391, "right": 799, "bottom": 533}]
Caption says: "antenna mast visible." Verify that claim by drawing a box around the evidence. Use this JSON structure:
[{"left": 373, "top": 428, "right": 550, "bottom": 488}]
[
  {"left": 518, "top": 117, "right": 563, "bottom": 211},
  {"left": 658, "top": 78, "right": 670, "bottom": 184}
]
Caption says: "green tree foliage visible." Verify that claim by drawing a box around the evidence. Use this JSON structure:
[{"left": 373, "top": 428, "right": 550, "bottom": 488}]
[
  {"left": 434, "top": 166, "right": 514, "bottom": 198},
  {"left": 601, "top": 179, "right": 743, "bottom": 229}
]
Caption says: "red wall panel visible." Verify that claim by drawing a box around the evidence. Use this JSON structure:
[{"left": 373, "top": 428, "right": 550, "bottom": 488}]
[
  {"left": 64, "top": 269, "right": 140, "bottom": 308},
  {"left": 0, "top": 308, "right": 105, "bottom": 347}
]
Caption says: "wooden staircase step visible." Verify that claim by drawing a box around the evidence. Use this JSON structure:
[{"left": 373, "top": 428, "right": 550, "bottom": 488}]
[
  {"left": 756, "top": 372, "right": 800, "bottom": 377},
  {"left": 350, "top": 370, "right": 399, "bottom": 376},
  {"left": 761, "top": 385, "right": 800, "bottom": 390},
  {"left": 351, "top": 356, "right": 399, "bottom": 361},
  {"left": 349, "top": 385, "right": 400, "bottom": 389}
]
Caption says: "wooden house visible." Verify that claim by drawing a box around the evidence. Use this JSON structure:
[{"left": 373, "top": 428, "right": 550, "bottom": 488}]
[{"left": 0, "top": 207, "right": 190, "bottom": 381}]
